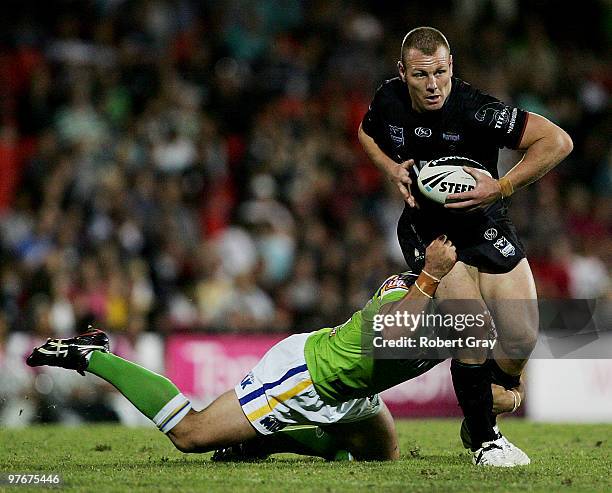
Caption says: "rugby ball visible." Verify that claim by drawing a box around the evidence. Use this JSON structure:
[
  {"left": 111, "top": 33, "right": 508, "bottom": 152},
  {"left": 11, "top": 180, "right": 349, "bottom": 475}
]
[{"left": 417, "top": 156, "right": 491, "bottom": 204}]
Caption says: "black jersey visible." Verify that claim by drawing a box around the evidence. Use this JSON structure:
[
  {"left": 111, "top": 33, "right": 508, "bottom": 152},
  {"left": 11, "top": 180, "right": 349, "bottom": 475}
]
[
  {"left": 362, "top": 77, "right": 529, "bottom": 273},
  {"left": 362, "top": 76, "right": 528, "bottom": 173}
]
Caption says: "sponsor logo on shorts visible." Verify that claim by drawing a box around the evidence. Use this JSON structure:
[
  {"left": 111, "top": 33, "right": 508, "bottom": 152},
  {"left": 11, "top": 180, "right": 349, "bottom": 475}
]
[
  {"left": 415, "top": 127, "right": 432, "bottom": 138},
  {"left": 259, "top": 416, "right": 286, "bottom": 433},
  {"left": 389, "top": 125, "right": 404, "bottom": 146},
  {"left": 493, "top": 236, "right": 516, "bottom": 257},
  {"left": 484, "top": 228, "right": 498, "bottom": 240},
  {"left": 240, "top": 372, "right": 254, "bottom": 389}
]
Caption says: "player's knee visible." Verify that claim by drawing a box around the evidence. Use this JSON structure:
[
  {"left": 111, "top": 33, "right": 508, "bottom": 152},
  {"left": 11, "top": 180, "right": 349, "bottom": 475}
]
[
  {"left": 168, "top": 411, "right": 205, "bottom": 453},
  {"left": 169, "top": 426, "right": 197, "bottom": 453},
  {"left": 169, "top": 432, "right": 194, "bottom": 453},
  {"left": 500, "top": 330, "right": 538, "bottom": 358},
  {"left": 387, "top": 446, "right": 400, "bottom": 461}
]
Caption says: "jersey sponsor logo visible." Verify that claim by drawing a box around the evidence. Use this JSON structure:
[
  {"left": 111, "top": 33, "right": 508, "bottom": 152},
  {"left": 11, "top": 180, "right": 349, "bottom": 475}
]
[
  {"left": 493, "top": 236, "right": 516, "bottom": 257},
  {"left": 381, "top": 275, "right": 410, "bottom": 293},
  {"left": 415, "top": 127, "right": 432, "bottom": 138},
  {"left": 484, "top": 228, "right": 498, "bottom": 240},
  {"left": 507, "top": 107, "right": 518, "bottom": 134},
  {"left": 389, "top": 125, "right": 404, "bottom": 146},
  {"left": 380, "top": 273, "right": 416, "bottom": 295},
  {"left": 442, "top": 131, "right": 461, "bottom": 142}
]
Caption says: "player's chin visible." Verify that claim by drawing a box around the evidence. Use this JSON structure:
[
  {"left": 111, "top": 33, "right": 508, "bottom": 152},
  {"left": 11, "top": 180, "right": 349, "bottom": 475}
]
[{"left": 423, "top": 95, "right": 444, "bottom": 109}]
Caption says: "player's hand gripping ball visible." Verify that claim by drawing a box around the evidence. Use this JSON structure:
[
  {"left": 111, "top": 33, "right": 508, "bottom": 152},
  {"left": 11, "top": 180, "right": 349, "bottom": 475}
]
[{"left": 417, "top": 156, "right": 491, "bottom": 205}]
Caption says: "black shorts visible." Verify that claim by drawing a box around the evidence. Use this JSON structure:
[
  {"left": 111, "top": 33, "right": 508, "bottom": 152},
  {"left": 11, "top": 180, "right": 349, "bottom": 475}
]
[{"left": 397, "top": 206, "right": 526, "bottom": 274}]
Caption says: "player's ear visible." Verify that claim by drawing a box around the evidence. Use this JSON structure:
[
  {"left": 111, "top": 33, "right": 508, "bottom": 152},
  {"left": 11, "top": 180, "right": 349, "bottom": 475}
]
[
  {"left": 449, "top": 54, "right": 453, "bottom": 77},
  {"left": 397, "top": 60, "right": 406, "bottom": 82}
]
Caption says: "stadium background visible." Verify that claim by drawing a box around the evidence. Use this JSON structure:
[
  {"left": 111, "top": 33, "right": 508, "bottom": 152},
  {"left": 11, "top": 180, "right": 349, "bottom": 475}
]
[{"left": 0, "top": 0, "right": 610, "bottom": 427}]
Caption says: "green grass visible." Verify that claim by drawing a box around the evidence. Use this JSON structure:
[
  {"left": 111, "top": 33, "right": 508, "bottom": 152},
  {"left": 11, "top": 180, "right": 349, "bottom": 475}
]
[{"left": 1, "top": 420, "right": 611, "bottom": 492}]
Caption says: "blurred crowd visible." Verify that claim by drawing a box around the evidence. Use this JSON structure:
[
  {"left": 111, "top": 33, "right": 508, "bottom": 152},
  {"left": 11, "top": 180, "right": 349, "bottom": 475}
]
[{"left": 0, "top": 0, "right": 610, "bottom": 425}]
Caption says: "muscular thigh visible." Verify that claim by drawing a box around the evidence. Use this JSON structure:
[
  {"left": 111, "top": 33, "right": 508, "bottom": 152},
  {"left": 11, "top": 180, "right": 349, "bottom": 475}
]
[
  {"left": 324, "top": 399, "right": 399, "bottom": 461},
  {"left": 435, "top": 262, "right": 493, "bottom": 361},
  {"left": 478, "top": 258, "right": 539, "bottom": 360}
]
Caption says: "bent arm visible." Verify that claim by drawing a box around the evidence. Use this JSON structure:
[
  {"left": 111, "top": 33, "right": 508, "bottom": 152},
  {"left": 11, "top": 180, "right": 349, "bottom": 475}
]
[
  {"left": 358, "top": 123, "right": 416, "bottom": 206},
  {"left": 358, "top": 123, "right": 399, "bottom": 177},
  {"left": 446, "top": 112, "right": 573, "bottom": 209},
  {"left": 377, "top": 272, "right": 440, "bottom": 341},
  {"left": 503, "top": 112, "right": 573, "bottom": 193}
]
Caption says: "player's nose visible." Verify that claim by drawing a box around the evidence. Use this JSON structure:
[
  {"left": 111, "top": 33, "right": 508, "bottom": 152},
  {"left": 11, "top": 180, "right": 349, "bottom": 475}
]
[{"left": 426, "top": 76, "right": 437, "bottom": 91}]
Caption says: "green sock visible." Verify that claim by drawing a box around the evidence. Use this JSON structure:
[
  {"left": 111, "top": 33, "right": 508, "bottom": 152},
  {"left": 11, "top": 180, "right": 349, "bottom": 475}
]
[
  {"left": 254, "top": 425, "right": 351, "bottom": 460},
  {"left": 87, "top": 351, "right": 191, "bottom": 433}
]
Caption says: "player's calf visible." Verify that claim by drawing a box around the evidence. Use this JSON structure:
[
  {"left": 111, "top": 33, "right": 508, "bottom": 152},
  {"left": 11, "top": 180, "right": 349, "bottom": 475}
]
[{"left": 28, "top": 329, "right": 260, "bottom": 456}]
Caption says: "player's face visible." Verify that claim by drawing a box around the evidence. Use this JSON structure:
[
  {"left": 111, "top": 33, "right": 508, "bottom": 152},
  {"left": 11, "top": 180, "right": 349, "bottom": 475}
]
[{"left": 399, "top": 46, "right": 453, "bottom": 112}]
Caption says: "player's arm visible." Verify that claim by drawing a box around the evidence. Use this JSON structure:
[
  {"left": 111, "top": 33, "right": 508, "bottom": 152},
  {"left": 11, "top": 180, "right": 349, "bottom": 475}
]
[
  {"left": 446, "top": 112, "right": 573, "bottom": 209},
  {"left": 358, "top": 123, "right": 417, "bottom": 208},
  {"left": 492, "top": 378, "right": 525, "bottom": 415},
  {"left": 404, "top": 235, "right": 457, "bottom": 301},
  {"left": 500, "top": 112, "right": 573, "bottom": 192},
  {"left": 378, "top": 236, "right": 456, "bottom": 339}
]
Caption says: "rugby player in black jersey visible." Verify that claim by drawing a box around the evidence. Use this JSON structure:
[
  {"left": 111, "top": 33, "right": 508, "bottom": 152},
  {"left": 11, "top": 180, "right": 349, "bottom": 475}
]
[{"left": 358, "top": 27, "right": 573, "bottom": 462}]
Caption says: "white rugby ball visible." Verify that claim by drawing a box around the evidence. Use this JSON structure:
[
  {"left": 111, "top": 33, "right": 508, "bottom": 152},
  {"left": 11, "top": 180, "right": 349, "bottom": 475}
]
[{"left": 417, "top": 156, "right": 491, "bottom": 204}]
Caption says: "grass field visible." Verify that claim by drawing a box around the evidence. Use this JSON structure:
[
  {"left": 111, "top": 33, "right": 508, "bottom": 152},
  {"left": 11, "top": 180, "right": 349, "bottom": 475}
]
[{"left": 1, "top": 420, "right": 611, "bottom": 492}]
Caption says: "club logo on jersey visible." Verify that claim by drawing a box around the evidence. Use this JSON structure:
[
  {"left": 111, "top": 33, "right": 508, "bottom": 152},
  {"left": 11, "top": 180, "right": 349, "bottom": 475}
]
[
  {"left": 494, "top": 106, "right": 511, "bottom": 129},
  {"left": 493, "top": 236, "right": 516, "bottom": 257},
  {"left": 475, "top": 102, "right": 511, "bottom": 130},
  {"left": 484, "top": 228, "right": 498, "bottom": 240},
  {"left": 442, "top": 132, "right": 461, "bottom": 142},
  {"left": 389, "top": 125, "right": 404, "bottom": 146},
  {"left": 415, "top": 127, "right": 432, "bottom": 138}
]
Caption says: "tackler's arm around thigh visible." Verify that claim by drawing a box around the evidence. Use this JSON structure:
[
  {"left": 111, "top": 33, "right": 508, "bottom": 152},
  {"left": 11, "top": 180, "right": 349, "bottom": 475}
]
[{"left": 380, "top": 236, "right": 457, "bottom": 341}]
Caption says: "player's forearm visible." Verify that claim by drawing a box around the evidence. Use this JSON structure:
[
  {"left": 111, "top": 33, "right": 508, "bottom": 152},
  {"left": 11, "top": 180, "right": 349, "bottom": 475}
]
[
  {"left": 378, "top": 274, "right": 435, "bottom": 340},
  {"left": 358, "top": 124, "right": 399, "bottom": 177},
  {"left": 501, "top": 115, "right": 573, "bottom": 196},
  {"left": 407, "top": 271, "right": 440, "bottom": 300},
  {"left": 504, "top": 135, "right": 572, "bottom": 191}
]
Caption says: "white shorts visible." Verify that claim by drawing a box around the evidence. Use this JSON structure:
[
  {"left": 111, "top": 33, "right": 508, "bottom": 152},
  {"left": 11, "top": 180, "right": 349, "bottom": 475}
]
[{"left": 235, "top": 333, "right": 381, "bottom": 435}]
